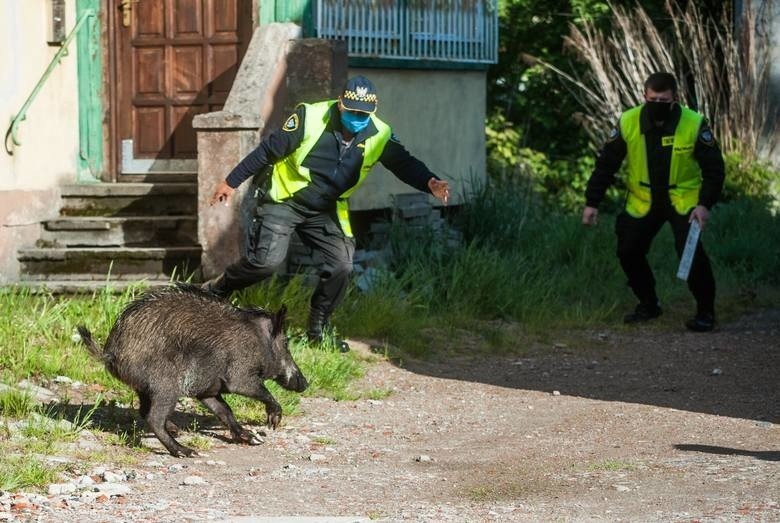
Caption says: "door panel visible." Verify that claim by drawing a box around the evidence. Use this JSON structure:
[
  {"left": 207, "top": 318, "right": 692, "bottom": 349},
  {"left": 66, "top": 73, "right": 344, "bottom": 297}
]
[{"left": 115, "top": 0, "right": 252, "bottom": 171}]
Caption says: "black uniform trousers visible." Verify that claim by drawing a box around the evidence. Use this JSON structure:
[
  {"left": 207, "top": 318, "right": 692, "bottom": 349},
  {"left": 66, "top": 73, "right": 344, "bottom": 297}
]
[
  {"left": 615, "top": 201, "right": 715, "bottom": 314},
  {"left": 220, "top": 199, "right": 354, "bottom": 317}
]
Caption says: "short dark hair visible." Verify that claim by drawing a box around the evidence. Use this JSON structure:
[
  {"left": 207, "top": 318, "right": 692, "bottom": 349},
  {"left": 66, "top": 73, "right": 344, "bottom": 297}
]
[{"left": 644, "top": 72, "right": 677, "bottom": 94}]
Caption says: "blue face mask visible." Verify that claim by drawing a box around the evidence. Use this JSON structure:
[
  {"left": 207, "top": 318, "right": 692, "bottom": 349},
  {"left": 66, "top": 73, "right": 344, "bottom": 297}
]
[{"left": 341, "top": 111, "right": 371, "bottom": 134}]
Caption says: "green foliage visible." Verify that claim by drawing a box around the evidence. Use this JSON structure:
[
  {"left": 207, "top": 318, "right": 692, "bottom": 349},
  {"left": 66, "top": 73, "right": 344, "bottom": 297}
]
[
  {"left": 721, "top": 152, "right": 780, "bottom": 202},
  {"left": 707, "top": 198, "right": 780, "bottom": 285}
]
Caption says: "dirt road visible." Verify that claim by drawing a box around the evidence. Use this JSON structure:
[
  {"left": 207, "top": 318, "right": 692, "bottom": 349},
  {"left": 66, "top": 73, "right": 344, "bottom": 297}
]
[{"left": 4, "top": 310, "right": 779, "bottom": 522}]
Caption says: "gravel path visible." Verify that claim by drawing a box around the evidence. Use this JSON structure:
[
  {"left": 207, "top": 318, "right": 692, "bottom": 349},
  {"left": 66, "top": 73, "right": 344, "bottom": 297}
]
[{"left": 2, "top": 310, "right": 778, "bottom": 522}]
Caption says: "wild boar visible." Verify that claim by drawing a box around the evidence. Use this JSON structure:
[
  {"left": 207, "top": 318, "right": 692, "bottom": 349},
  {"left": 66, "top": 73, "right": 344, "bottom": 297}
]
[{"left": 77, "top": 283, "right": 308, "bottom": 457}]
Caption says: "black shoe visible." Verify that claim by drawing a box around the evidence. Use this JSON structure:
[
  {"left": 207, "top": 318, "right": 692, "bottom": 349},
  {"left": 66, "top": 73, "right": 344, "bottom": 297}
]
[
  {"left": 306, "top": 308, "right": 349, "bottom": 352},
  {"left": 306, "top": 333, "right": 350, "bottom": 353},
  {"left": 201, "top": 275, "right": 230, "bottom": 299},
  {"left": 685, "top": 312, "right": 715, "bottom": 332},
  {"left": 624, "top": 302, "right": 662, "bottom": 324}
]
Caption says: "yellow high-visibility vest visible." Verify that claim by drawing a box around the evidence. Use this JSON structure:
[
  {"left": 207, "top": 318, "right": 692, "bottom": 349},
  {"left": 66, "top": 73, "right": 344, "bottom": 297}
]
[
  {"left": 268, "top": 100, "right": 392, "bottom": 236},
  {"left": 620, "top": 104, "right": 704, "bottom": 217}
]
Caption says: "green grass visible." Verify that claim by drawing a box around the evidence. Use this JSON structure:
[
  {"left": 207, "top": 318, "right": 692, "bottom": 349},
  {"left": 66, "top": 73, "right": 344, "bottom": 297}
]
[
  {"left": 0, "top": 455, "right": 62, "bottom": 492},
  {"left": 586, "top": 459, "right": 638, "bottom": 472},
  {"left": 0, "top": 279, "right": 370, "bottom": 491},
  {"left": 0, "top": 389, "right": 36, "bottom": 418}
]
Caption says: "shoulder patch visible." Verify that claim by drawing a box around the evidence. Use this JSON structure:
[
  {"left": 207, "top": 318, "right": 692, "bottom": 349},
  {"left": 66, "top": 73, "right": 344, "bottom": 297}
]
[
  {"left": 283, "top": 113, "right": 299, "bottom": 132},
  {"left": 390, "top": 132, "right": 401, "bottom": 143},
  {"left": 699, "top": 128, "right": 715, "bottom": 146},
  {"left": 607, "top": 127, "right": 619, "bottom": 141}
]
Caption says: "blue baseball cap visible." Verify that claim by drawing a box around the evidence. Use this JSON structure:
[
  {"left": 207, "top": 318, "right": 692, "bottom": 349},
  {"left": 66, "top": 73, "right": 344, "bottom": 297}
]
[{"left": 341, "top": 75, "right": 378, "bottom": 113}]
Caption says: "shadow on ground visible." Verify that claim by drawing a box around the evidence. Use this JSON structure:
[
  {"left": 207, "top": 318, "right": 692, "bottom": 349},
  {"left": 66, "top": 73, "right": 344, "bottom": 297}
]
[
  {"left": 392, "top": 308, "right": 780, "bottom": 423},
  {"left": 47, "top": 401, "right": 233, "bottom": 451},
  {"left": 674, "top": 444, "right": 780, "bottom": 461}
]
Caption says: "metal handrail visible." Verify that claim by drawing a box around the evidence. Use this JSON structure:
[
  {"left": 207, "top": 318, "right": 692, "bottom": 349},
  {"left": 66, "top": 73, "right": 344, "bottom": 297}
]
[{"left": 5, "top": 9, "right": 96, "bottom": 154}]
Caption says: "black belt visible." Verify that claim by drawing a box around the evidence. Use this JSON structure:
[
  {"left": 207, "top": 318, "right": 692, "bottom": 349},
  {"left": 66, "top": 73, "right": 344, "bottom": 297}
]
[{"left": 640, "top": 182, "right": 677, "bottom": 189}]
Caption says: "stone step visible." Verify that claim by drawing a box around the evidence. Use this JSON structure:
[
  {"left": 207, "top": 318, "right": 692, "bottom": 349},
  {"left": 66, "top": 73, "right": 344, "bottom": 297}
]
[
  {"left": 12, "top": 279, "right": 181, "bottom": 294},
  {"left": 59, "top": 182, "right": 196, "bottom": 216},
  {"left": 118, "top": 172, "right": 197, "bottom": 183},
  {"left": 18, "top": 247, "right": 201, "bottom": 281},
  {"left": 40, "top": 216, "right": 197, "bottom": 247}
]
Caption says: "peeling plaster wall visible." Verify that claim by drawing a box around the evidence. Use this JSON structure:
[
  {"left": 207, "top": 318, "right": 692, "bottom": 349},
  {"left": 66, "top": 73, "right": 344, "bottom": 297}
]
[
  {"left": 0, "top": 0, "right": 80, "bottom": 190},
  {"left": 0, "top": 0, "right": 78, "bottom": 282}
]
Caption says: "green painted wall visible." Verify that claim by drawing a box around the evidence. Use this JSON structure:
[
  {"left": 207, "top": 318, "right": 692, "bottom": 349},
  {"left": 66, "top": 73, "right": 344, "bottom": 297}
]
[
  {"left": 260, "top": 0, "right": 312, "bottom": 34},
  {"left": 76, "top": 0, "right": 103, "bottom": 182}
]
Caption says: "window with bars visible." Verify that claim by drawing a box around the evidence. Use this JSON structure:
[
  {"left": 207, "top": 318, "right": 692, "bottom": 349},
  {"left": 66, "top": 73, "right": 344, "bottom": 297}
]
[{"left": 314, "top": 0, "right": 498, "bottom": 65}]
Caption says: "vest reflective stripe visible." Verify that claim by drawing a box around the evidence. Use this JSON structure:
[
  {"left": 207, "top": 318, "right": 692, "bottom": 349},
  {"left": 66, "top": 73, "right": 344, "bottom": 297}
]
[
  {"left": 620, "top": 105, "right": 704, "bottom": 217},
  {"left": 268, "top": 100, "right": 392, "bottom": 236}
]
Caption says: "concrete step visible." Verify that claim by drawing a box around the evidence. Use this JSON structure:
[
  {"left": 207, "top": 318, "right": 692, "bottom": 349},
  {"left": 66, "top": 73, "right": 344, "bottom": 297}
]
[
  {"left": 40, "top": 216, "right": 197, "bottom": 247},
  {"left": 59, "top": 182, "right": 196, "bottom": 216},
  {"left": 18, "top": 246, "right": 201, "bottom": 281},
  {"left": 118, "top": 172, "right": 197, "bottom": 183},
  {"left": 12, "top": 279, "right": 181, "bottom": 294}
]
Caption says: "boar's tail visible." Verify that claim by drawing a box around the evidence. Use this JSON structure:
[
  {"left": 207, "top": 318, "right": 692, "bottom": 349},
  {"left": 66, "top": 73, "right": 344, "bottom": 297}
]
[
  {"left": 77, "top": 325, "right": 103, "bottom": 360},
  {"left": 77, "top": 326, "right": 119, "bottom": 378}
]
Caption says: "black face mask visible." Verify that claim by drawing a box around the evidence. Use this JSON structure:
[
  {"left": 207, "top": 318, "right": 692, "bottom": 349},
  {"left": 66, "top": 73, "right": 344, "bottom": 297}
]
[{"left": 645, "top": 101, "right": 673, "bottom": 122}]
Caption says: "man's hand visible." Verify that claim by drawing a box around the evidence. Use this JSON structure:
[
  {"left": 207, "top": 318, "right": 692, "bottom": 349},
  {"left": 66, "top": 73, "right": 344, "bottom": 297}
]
[
  {"left": 428, "top": 178, "right": 450, "bottom": 205},
  {"left": 689, "top": 204, "right": 710, "bottom": 230},
  {"left": 209, "top": 181, "right": 235, "bottom": 207},
  {"left": 582, "top": 206, "right": 599, "bottom": 226}
]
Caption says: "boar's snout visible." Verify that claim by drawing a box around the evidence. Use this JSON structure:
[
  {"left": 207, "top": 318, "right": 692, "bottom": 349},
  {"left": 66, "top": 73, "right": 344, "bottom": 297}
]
[{"left": 277, "top": 371, "right": 308, "bottom": 392}]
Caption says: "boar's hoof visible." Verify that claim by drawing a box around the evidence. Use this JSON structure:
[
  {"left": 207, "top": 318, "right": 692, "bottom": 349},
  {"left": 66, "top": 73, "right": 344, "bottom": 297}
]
[
  {"left": 171, "top": 446, "right": 199, "bottom": 458},
  {"left": 235, "top": 430, "right": 263, "bottom": 445},
  {"left": 267, "top": 412, "right": 282, "bottom": 430},
  {"left": 165, "top": 420, "right": 180, "bottom": 436}
]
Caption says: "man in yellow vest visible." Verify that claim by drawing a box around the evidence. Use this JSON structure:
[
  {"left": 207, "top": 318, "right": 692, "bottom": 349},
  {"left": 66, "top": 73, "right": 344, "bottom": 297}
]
[
  {"left": 581, "top": 72, "right": 725, "bottom": 332},
  {"left": 203, "top": 76, "right": 450, "bottom": 350}
]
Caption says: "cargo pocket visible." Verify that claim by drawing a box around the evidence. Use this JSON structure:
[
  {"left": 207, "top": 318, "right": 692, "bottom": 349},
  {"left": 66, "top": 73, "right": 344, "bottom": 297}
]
[
  {"left": 248, "top": 218, "right": 292, "bottom": 269},
  {"left": 322, "top": 220, "right": 355, "bottom": 263}
]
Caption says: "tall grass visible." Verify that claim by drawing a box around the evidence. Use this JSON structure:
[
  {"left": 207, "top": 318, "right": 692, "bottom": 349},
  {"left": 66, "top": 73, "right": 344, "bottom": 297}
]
[{"left": 338, "top": 179, "right": 780, "bottom": 350}]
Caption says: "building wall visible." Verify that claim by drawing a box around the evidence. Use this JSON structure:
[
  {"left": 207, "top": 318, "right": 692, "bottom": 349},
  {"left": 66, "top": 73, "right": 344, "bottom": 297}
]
[
  {"left": 346, "top": 68, "right": 486, "bottom": 211},
  {"left": 0, "top": 0, "right": 82, "bottom": 282},
  {"left": 1, "top": 0, "right": 81, "bottom": 190}
]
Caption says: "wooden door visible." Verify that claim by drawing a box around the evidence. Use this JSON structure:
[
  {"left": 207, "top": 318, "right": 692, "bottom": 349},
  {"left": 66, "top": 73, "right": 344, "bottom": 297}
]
[{"left": 113, "top": 0, "right": 252, "bottom": 173}]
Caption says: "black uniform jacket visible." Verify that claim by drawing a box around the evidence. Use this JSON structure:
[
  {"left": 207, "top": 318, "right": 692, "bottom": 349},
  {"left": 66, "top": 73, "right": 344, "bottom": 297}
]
[
  {"left": 225, "top": 103, "right": 437, "bottom": 211},
  {"left": 585, "top": 104, "right": 725, "bottom": 210}
]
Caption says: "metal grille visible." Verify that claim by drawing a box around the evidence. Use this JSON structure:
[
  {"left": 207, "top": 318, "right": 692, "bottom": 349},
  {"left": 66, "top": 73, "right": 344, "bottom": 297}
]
[{"left": 315, "top": 0, "right": 498, "bottom": 64}]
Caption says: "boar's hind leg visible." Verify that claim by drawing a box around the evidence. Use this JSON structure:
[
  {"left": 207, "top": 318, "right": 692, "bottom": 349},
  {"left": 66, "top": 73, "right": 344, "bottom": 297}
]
[
  {"left": 200, "top": 395, "right": 262, "bottom": 445},
  {"left": 146, "top": 394, "right": 196, "bottom": 457},
  {"left": 138, "top": 390, "right": 179, "bottom": 436}
]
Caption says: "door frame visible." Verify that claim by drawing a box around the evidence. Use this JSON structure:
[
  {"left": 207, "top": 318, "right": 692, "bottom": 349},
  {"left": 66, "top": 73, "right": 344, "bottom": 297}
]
[{"left": 104, "top": 0, "right": 258, "bottom": 180}]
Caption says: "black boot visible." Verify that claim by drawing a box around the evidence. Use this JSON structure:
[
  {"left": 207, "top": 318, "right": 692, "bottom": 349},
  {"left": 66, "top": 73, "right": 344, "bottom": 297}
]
[
  {"left": 623, "top": 301, "right": 662, "bottom": 324},
  {"left": 306, "top": 308, "right": 350, "bottom": 352},
  {"left": 685, "top": 311, "right": 715, "bottom": 332},
  {"left": 201, "top": 274, "right": 230, "bottom": 300}
]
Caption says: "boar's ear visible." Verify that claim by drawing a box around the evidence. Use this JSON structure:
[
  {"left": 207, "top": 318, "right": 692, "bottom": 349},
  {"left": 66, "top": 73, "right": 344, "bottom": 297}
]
[{"left": 272, "top": 305, "right": 287, "bottom": 337}]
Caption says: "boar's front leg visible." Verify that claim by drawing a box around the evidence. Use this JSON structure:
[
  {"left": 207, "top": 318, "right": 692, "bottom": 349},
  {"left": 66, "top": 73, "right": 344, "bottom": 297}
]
[
  {"left": 200, "top": 395, "right": 262, "bottom": 445},
  {"left": 146, "top": 393, "right": 197, "bottom": 457},
  {"left": 226, "top": 382, "right": 283, "bottom": 429}
]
